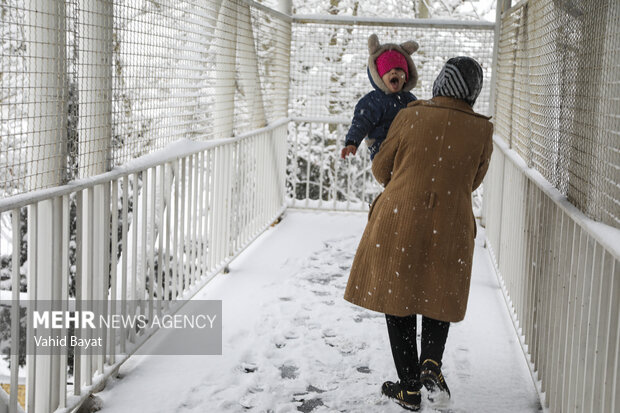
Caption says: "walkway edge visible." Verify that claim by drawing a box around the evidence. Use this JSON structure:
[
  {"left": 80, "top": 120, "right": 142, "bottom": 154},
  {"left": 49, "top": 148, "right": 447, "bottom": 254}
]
[{"left": 485, "top": 240, "right": 549, "bottom": 413}]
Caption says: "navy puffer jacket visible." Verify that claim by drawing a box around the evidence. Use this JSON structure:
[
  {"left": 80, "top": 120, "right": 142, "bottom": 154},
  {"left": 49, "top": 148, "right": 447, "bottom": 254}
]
[
  {"left": 345, "top": 70, "right": 416, "bottom": 159},
  {"left": 345, "top": 34, "right": 419, "bottom": 160}
]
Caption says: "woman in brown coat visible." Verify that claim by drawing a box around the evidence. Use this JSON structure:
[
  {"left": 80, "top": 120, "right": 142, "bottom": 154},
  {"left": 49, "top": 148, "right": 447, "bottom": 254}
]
[{"left": 343, "top": 57, "right": 493, "bottom": 411}]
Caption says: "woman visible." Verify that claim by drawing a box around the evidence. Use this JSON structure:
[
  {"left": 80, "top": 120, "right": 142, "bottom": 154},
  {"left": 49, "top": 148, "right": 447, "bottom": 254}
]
[{"left": 343, "top": 57, "right": 493, "bottom": 411}]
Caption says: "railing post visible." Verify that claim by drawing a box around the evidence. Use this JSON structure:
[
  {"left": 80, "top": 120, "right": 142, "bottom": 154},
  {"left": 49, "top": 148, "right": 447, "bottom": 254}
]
[
  {"left": 214, "top": 1, "right": 238, "bottom": 139},
  {"left": 237, "top": 3, "right": 267, "bottom": 129},
  {"left": 277, "top": 0, "right": 292, "bottom": 14},
  {"left": 75, "top": 1, "right": 113, "bottom": 389},
  {"left": 275, "top": 0, "right": 292, "bottom": 120},
  {"left": 78, "top": 0, "right": 113, "bottom": 177},
  {"left": 488, "top": 0, "right": 511, "bottom": 120},
  {"left": 24, "top": 2, "right": 68, "bottom": 409},
  {"left": 482, "top": 0, "right": 511, "bottom": 229},
  {"left": 416, "top": 0, "right": 430, "bottom": 18},
  {"left": 25, "top": 0, "right": 67, "bottom": 190},
  {"left": 9, "top": 210, "right": 21, "bottom": 413},
  {"left": 28, "top": 198, "right": 63, "bottom": 413}
]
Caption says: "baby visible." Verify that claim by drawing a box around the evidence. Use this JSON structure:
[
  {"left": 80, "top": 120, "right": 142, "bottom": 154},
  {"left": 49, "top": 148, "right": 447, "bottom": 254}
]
[{"left": 341, "top": 34, "right": 419, "bottom": 160}]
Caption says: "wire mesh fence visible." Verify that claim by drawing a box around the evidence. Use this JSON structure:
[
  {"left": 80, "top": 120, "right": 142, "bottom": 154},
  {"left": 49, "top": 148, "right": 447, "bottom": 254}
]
[
  {"left": 0, "top": 0, "right": 290, "bottom": 197},
  {"left": 290, "top": 18, "right": 495, "bottom": 120},
  {"left": 494, "top": 0, "right": 620, "bottom": 228}
]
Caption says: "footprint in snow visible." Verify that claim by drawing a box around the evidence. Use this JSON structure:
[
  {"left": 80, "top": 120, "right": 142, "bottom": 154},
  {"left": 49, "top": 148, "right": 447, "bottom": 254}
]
[
  {"left": 296, "top": 397, "right": 324, "bottom": 412},
  {"left": 356, "top": 366, "right": 371, "bottom": 374},
  {"left": 321, "top": 328, "right": 336, "bottom": 338},
  {"left": 323, "top": 335, "right": 367, "bottom": 355},
  {"left": 240, "top": 362, "right": 258, "bottom": 373},
  {"left": 279, "top": 364, "right": 299, "bottom": 379}
]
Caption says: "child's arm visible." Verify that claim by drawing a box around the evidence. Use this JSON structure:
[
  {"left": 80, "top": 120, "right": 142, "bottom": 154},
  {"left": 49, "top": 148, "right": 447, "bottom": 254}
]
[
  {"left": 341, "top": 94, "right": 384, "bottom": 158},
  {"left": 371, "top": 111, "right": 406, "bottom": 186}
]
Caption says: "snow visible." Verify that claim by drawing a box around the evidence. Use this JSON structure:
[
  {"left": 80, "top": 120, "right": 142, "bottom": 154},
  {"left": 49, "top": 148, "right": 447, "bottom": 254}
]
[
  {"left": 96, "top": 210, "right": 541, "bottom": 413},
  {"left": 293, "top": 0, "right": 496, "bottom": 22}
]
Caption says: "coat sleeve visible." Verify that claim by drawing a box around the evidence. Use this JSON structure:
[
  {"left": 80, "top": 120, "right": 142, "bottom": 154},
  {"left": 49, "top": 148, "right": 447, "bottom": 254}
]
[
  {"left": 472, "top": 122, "right": 494, "bottom": 191},
  {"left": 372, "top": 110, "right": 406, "bottom": 186},
  {"left": 345, "top": 93, "right": 384, "bottom": 147}
]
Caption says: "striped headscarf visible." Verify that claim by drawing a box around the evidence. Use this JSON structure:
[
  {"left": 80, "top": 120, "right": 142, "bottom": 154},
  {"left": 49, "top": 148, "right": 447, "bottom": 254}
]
[{"left": 432, "top": 57, "right": 483, "bottom": 107}]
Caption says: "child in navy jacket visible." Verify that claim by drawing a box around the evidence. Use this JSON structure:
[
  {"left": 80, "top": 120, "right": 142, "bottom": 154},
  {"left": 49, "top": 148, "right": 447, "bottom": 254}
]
[{"left": 341, "top": 34, "right": 419, "bottom": 160}]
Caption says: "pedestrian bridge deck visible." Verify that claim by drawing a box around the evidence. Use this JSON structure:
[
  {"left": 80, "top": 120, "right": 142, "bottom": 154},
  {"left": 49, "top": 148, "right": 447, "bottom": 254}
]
[{"left": 95, "top": 210, "right": 541, "bottom": 413}]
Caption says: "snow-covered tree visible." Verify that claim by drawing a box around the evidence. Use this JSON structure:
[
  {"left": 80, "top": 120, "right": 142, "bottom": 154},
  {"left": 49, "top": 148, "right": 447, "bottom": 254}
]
[{"left": 293, "top": 0, "right": 496, "bottom": 21}]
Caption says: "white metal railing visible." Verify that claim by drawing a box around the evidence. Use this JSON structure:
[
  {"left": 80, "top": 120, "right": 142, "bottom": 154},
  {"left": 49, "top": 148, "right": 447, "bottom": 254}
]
[
  {"left": 483, "top": 137, "right": 620, "bottom": 413},
  {"left": 0, "top": 121, "right": 287, "bottom": 413},
  {"left": 286, "top": 118, "right": 486, "bottom": 214},
  {"left": 286, "top": 118, "right": 380, "bottom": 211}
]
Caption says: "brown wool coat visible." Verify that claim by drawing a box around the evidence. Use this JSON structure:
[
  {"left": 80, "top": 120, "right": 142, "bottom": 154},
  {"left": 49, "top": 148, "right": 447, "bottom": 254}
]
[{"left": 343, "top": 96, "right": 494, "bottom": 322}]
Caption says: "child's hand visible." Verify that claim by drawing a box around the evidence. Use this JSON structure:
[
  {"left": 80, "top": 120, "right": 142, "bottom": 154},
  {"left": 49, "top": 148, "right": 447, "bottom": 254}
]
[{"left": 341, "top": 145, "right": 357, "bottom": 159}]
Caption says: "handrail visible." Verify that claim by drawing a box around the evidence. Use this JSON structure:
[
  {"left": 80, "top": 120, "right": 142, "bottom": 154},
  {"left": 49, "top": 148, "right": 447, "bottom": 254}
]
[
  {"left": 0, "top": 119, "right": 289, "bottom": 214},
  {"left": 293, "top": 14, "right": 495, "bottom": 30},
  {"left": 241, "top": 0, "right": 292, "bottom": 22},
  {"left": 291, "top": 116, "right": 350, "bottom": 125},
  {"left": 493, "top": 136, "right": 620, "bottom": 259}
]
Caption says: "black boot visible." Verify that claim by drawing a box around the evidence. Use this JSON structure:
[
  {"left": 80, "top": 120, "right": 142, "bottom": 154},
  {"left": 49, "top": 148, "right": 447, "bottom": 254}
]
[
  {"left": 420, "top": 359, "right": 450, "bottom": 404},
  {"left": 381, "top": 380, "right": 422, "bottom": 411}
]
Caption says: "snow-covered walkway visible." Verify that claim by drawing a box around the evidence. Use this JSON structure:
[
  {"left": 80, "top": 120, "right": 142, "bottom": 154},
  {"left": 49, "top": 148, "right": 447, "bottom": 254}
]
[{"left": 97, "top": 210, "right": 541, "bottom": 413}]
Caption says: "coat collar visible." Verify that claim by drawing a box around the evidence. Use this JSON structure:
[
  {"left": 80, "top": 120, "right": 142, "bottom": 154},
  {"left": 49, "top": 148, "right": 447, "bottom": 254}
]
[{"left": 408, "top": 96, "right": 491, "bottom": 119}]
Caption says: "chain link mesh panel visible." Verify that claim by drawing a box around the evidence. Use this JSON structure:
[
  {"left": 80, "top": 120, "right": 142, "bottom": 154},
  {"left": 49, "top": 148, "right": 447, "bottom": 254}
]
[
  {"left": 495, "top": 0, "right": 620, "bottom": 228},
  {"left": 290, "top": 20, "right": 495, "bottom": 120},
  {"left": 111, "top": 1, "right": 290, "bottom": 168},
  {"left": 1, "top": 0, "right": 290, "bottom": 196},
  {"left": 1, "top": 1, "right": 68, "bottom": 195}
]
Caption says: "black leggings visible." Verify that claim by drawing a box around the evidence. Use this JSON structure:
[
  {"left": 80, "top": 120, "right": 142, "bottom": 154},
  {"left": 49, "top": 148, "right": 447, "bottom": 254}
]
[{"left": 385, "top": 314, "right": 450, "bottom": 385}]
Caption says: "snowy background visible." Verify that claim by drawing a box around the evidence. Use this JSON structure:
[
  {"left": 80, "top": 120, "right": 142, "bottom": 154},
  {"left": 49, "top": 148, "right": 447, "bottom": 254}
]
[{"left": 291, "top": 0, "right": 496, "bottom": 21}]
